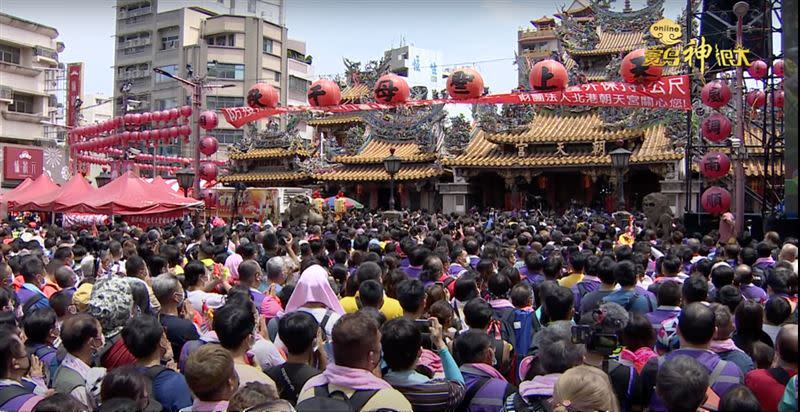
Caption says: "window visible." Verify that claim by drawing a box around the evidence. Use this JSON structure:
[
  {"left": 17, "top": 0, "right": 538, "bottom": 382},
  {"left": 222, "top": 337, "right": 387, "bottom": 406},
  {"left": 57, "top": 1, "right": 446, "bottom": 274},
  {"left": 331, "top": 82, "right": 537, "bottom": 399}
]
[
  {"left": 206, "top": 95, "right": 244, "bottom": 110},
  {"left": 207, "top": 63, "right": 244, "bottom": 80},
  {"left": 213, "top": 129, "right": 243, "bottom": 145},
  {"left": 0, "top": 44, "right": 21, "bottom": 65},
  {"left": 155, "top": 65, "right": 178, "bottom": 82},
  {"left": 248, "top": 0, "right": 256, "bottom": 13},
  {"left": 263, "top": 37, "right": 274, "bottom": 54},
  {"left": 206, "top": 34, "right": 235, "bottom": 47},
  {"left": 289, "top": 75, "right": 308, "bottom": 93},
  {"left": 274, "top": 71, "right": 281, "bottom": 82},
  {"left": 161, "top": 34, "right": 178, "bottom": 50},
  {"left": 9, "top": 93, "right": 35, "bottom": 114},
  {"left": 155, "top": 98, "right": 178, "bottom": 110}
]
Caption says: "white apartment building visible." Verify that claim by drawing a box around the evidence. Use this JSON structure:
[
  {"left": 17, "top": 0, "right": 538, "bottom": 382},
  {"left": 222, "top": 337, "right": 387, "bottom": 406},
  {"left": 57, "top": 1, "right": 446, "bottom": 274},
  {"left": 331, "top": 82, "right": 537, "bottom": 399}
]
[
  {"left": 112, "top": 0, "right": 312, "bottom": 160},
  {"left": 0, "top": 12, "right": 65, "bottom": 146}
]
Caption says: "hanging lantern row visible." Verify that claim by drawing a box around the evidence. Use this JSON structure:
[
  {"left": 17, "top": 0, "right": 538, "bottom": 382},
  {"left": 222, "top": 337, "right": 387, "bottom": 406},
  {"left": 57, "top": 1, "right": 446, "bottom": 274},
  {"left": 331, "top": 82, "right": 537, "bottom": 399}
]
[
  {"left": 71, "top": 126, "right": 192, "bottom": 152},
  {"left": 69, "top": 106, "right": 193, "bottom": 142},
  {"left": 199, "top": 136, "right": 219, "bottom": 157},
  {"left": 700, "top": 81, "right": 732, "bottom": 109}
]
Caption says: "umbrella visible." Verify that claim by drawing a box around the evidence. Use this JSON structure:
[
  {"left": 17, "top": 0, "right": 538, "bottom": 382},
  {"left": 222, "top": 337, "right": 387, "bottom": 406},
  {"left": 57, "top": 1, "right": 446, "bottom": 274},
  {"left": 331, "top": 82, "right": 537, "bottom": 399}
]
[{"left": 324, "top": 196, "right": 364, "bottom": 209}]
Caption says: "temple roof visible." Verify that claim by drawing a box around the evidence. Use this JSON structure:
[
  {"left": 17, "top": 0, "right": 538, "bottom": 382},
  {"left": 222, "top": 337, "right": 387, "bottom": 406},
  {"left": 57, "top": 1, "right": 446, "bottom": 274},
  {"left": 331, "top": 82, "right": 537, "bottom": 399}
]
[
  {"left": 484, "top": 112, "right": 642, "bottom": 145},
  {"left": 341, "top": 84, "right": 371, "bottom": 102},
  {"left": 333, "top": 139, "right": 437, "bottom": 164},
  {"left": 444, "top": 123, "right": 681, "bottom": 168},
  {"left": 219, "top": 171, "right": 308, "bottom": 183},
  {"left": 314, "top": 164, "right": 443, "bottom": 182},
  {"left": 307, "top": 114, "right": 363, "bottom": 126},
  {"left": 531, "top": 16, "right": 556, "bottom": 25},
  {"left": 228, "top": 147, "right": 311, "bottom": 161},
  {"left": 570, "top": 31, "right": 645, "bottom": 56}
]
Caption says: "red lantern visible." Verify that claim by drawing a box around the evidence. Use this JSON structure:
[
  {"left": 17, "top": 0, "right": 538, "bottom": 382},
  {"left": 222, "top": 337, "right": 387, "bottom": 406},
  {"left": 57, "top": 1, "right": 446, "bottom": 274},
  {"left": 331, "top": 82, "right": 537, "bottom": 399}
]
[
  {"left": 746, "top": 90, "right": 766, "bottom": 108},
  {"left": 180, "top": 105, "right": 193, "bottom": 117},
  {"left": 247, "top": 83, "right": 279, "bottom": 109},
  {"left": 701, "top": 113, "right": 732, "bottom": 142},
  {"left": 307, "top": 79, "right": 341, "bottom": 107},
  {"left": 529, "top": 59, "right": 568, "bottom": 91},
  {"left": 774, "top": 90, "right": 784, "bottom": 109},
  {"left": 446, "top": 68, "right": 485, "bottom": 99},
  {"left": 620, "top": 48, "right": 663, "bottom": 83},
  {"left": 168, "top": 127, "right": 179, "bottom": 138},
  {"left": 701, "top": 186, "right": 732, "bottom": 215},
  {"left": 141, "top": 112, "right": 152, "bottom": 123},
  {"left": 373, "top": 74, "right": 410, "bottom": 104},
  {"left": 124, "top": 113, "right": 134, "bottom": 125},
  {"left": 179, "top": 125, "right": 191, "bottom": 136},
  {"left": 130, "top": 131, "right": 141, "bottom": 142},
  {"left": 199, "top": 162, "right": 218, "bottom": 181},
  {"left": 747, "top": 60, "right": 768, "bottom": 79},
  {"left": 133, "top": 113, "right": 144, "bottom": 125},
  {"left": 700, "top": 81, "right": 731, "bottom": 109},
  {"left": 151, "top": 111, "right": 163, "bottom": 123},
  {"left": 699, "top": 152, "right": 731, "bottom": 180},
  {"left": 140, "top": 130, "right": 151, "bottom": 141},
  {"left": 198, "top": 111, "right": 218, "bottom": 130},
  {"left": 773, "top": 59, "right": 784, "bottom": 78},
  {"left": 168, "top": 108, "right": 180, "bottom": 121},
  {"left": 121, "top": 131, "right": 131, "bottom": 144},
  {"left": 199, "top": 136, "right": 219, "bottom": 156}
]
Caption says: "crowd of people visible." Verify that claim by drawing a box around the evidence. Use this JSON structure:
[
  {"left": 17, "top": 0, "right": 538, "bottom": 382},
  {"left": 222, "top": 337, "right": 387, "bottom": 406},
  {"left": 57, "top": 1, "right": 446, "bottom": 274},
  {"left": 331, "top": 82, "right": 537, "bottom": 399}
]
[{"left": 0, "top": 207, "right": 797, "bottom": 412}]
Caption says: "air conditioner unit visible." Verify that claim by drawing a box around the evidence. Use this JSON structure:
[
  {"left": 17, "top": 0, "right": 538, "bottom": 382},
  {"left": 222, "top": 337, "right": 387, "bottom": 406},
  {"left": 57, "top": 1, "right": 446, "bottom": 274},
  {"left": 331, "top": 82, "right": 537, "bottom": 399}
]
[{"left": 0, "top": 87, "right": 12, "bottom": 103}]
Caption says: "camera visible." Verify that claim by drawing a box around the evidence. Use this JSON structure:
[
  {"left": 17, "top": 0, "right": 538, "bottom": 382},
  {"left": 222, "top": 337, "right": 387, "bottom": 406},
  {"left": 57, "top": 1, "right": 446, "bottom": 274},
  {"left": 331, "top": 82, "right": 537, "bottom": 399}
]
[
  {"left": 414, "top": 319, "right": 432, "bottom": 334},
  {"left": 571, "top": 324, "right": 618, "bottom": 357}
]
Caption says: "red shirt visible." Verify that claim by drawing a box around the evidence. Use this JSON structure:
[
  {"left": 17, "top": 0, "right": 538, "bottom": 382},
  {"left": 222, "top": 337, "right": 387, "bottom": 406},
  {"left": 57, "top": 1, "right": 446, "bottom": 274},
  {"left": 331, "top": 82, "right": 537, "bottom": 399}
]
[{"left": 745, "top": 368, "right": 797, "bottom": 412}]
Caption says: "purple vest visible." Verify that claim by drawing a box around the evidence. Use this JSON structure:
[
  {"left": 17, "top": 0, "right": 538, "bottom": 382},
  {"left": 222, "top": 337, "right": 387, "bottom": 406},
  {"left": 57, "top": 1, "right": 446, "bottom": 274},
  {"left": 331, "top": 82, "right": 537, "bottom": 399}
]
[
  {"left": 571, "top": 278, "right": 601, "bottom": 310},
  {"left": 649, "top": 349, "right": 743, "bottom": 411},
  {"left": 460, "top": 365, "right": 510, "bottom": 412},
  {"left": 646, "top": 308, "right": 681, "bottom": 331},
  {"left": 0, "top": 384, "right": 41, "bottom": 412},
  {"left": 404, "top": 266, "right": 423, "bottom": 279},
  {"left": 740, "top": 284, "right": 767, "bottom": 303},
  {"left": 449, "top": 263, "right": 467, "bottom": 277}
]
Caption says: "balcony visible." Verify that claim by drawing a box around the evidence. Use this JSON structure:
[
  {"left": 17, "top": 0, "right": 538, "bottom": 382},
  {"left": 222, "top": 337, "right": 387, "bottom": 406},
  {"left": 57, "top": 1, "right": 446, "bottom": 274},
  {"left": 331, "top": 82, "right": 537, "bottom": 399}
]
[
  {"left": 118, "top": 37, "right": 152, "bottom": 49},
  {"left": 0, "top": 61, "right": 41, "bottom": 77},
  {"left": 518, "top": 28, "right": 556, "bottom": 42},
  {"left": 521, "top": 49, "right": 554, "bottom": 59},
  {"left": 288, "top": 58, "right": 313, "bottom": 77},
  {"left": 33, "top": 46, "right": 59, "bottom": 64},
  {"left": 118, "top": 5, "right": 152, "bottom": 19}
]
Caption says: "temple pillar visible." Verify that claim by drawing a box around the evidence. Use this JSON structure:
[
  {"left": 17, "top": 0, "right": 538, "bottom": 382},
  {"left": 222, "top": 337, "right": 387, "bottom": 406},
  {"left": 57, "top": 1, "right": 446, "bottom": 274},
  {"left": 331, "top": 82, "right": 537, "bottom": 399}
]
[
  {"left": 369, "top": 185, "right": 379, "bottom": 210},
  {"left": 658, "top": 160, "right": 701, "bottom": 217}
]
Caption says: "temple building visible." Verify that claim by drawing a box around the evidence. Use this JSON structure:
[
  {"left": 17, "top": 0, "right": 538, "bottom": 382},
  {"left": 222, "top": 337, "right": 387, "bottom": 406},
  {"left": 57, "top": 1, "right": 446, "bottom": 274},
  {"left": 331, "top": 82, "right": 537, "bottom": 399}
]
[{"left": 439, "top": 0, "right": 684, "bottom": 213}]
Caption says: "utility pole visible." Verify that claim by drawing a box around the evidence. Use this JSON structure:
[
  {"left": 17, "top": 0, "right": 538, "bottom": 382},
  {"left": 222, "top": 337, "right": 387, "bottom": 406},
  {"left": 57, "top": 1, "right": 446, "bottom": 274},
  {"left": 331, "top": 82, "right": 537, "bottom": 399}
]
[
  {"left": 733, "top": 2, "right": 749, "bottom": 237},
  {"left": 152, "top": 67, "right": 234, "bottom": 199}
]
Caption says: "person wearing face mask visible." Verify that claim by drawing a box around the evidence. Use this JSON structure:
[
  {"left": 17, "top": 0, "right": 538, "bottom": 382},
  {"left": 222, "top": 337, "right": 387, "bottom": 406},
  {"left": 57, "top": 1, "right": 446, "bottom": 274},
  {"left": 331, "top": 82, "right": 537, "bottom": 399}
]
[
  {"left": 52, "top": 313, "right": 107, "bottom": 410},
  {"left": 15, "top": 256, "right": 50, "bottom": 315},
  {"left": 152, "top": 274, "right": 199, "bottom": 359},
  {"left": 22, "top": 307, "right": 59, "bottom": 375},
  {"left": 122, "top": 314, "right": 193, "bottom": 412},
  {"left": 0, "top": 325, "right": 46, "bottom": 411}
]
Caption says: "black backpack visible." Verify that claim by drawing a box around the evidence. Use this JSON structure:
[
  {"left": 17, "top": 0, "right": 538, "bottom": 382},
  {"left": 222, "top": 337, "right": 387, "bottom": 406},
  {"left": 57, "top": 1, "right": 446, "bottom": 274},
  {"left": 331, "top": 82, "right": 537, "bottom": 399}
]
[
  {"left": 295, "top": 385, "right": 378, "bottom": 412},
  {"left": 511, "top": 393, "right": 553, "bottom": 412}
]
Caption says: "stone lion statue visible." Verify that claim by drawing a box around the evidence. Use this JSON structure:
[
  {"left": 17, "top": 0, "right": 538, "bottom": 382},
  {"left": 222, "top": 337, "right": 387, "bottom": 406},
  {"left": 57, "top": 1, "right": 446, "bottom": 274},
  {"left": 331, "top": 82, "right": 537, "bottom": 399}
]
[
  {"left": 642, "top": 192, "right": 673, "bottom": 239},
  {"left": 284, "top": 195, "right": 323, "bottom": 227}
]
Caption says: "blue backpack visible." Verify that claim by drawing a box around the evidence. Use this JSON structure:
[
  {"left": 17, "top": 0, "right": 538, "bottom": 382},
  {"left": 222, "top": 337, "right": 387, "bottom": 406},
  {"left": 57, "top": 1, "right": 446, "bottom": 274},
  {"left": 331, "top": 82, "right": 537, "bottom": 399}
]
[{"left": 506, "top": 309, "right": 542, "bottom": 372}]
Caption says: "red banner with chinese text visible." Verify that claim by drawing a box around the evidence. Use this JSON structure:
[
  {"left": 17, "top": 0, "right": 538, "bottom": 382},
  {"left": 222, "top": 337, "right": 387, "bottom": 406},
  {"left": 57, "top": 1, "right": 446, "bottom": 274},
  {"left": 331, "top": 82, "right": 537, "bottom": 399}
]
[
  {"left": 125, "top": 210, "right": 186, "bottom": 228},
  {"left": 220, "top": 75, "right": 691, "bottom": 128},
  {"left": 66, "top": 63, "right": 83, "bottom": 128},
  {"left": 3, "top": 146, "right": 43, "bottom": 181}
]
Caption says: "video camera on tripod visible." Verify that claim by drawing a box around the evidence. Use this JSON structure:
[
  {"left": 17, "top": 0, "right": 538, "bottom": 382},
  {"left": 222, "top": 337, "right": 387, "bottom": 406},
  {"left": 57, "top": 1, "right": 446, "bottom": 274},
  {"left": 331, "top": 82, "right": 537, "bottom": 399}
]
[{"left": 570, "top": 308, "right": 622, "bottom": 358}]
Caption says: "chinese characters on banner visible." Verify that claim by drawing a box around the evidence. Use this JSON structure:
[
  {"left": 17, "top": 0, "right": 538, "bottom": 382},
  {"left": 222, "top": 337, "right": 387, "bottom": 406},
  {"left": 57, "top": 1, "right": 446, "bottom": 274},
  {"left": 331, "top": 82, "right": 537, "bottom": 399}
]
[
  {"left": 66, "top": 63, "right": 83, "bottom": 127},
  {"left": 125, "top": 210, "right": 186, "bottom": 228},
  {"left": 220, "top": 75, "right": 692, "bottom": 128},
  {"left": 644, "top": 37, "right": 751, "bottom": 74},
  {"left": 3, "top": 147, "right": 43, "bottom": 181}
]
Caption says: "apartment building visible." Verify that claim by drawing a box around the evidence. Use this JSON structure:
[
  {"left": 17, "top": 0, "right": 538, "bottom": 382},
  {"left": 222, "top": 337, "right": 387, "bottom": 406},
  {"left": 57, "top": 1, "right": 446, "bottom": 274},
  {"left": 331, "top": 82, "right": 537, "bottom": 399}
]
[
  {"left": 0, "top": 12, "right": 68, "bottom": 188},
  {"left": 383, "top": 45, "right": 443, "bottom": 99},
  {"left": 112, "top": 0, "right": 312, "bottom": 159},
  {"left": 0, "top": 12, "right": 65, "bottom": 146}
]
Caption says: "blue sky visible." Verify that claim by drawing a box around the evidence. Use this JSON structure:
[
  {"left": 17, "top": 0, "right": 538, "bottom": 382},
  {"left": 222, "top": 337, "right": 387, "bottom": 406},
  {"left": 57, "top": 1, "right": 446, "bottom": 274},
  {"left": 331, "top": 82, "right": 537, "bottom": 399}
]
[{"left": 3, "top": 0, "right": 685, "bottom": 97}]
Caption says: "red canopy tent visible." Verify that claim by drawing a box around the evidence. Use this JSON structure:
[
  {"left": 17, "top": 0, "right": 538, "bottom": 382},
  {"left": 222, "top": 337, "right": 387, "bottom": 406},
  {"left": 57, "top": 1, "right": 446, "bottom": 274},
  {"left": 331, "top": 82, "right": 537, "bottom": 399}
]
[
  {"left": 11, "top": 174, "right": 96, "bottom": 212},
  {"left": 0, "top": 177, "right": 33, "bottom": 203},
  {"left": 150, "top": 176, "right": 204, "bottom": 207},
  {"left": 63, "top": 171, "right": 202, "bottom": 215},
  {"left": 2, "top": 174, "right": 59, "bottom": 209}
]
